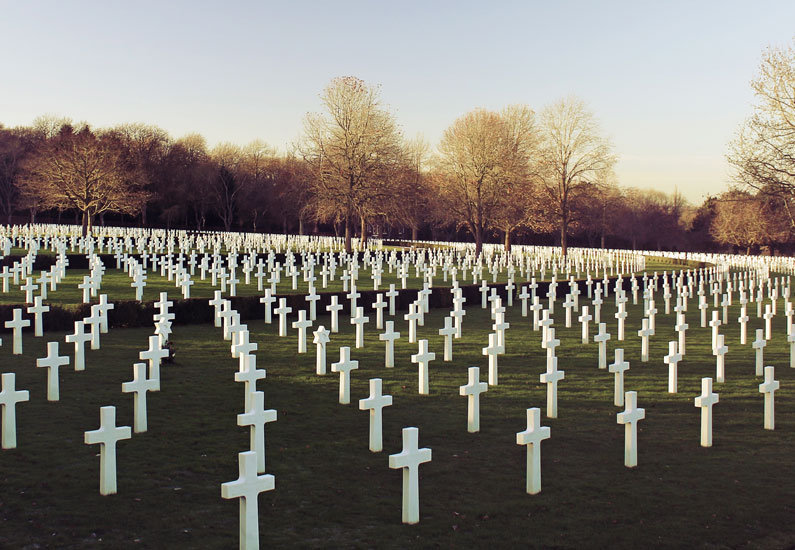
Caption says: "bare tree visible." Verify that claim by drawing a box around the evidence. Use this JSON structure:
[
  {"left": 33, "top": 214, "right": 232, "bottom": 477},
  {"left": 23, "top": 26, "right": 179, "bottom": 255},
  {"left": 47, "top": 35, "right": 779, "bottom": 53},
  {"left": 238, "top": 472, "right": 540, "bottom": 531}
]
[
  {"left": 209, "top": 142, "right": 244, "bottom": 231},
  {"left": 18, "top": 126, "right": 147, "bottom": 235},
  {"left": 728, "top": 38, "right": 795, "bottom": 211},
  {"left": 435, "top": 105, "right": 537, "bottom": 255},
  {"left": 537, "top": 97, "right": 616, "bottom": 255},
  {"left": 298, "top": 76, "right": 403, "bottom": 252}
]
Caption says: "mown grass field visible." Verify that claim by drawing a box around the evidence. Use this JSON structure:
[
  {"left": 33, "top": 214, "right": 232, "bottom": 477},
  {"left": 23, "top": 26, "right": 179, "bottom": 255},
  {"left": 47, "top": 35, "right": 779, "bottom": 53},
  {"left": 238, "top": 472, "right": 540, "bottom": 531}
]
[{"left": 1, "top": 277, "right": 793, "bottom": 548}]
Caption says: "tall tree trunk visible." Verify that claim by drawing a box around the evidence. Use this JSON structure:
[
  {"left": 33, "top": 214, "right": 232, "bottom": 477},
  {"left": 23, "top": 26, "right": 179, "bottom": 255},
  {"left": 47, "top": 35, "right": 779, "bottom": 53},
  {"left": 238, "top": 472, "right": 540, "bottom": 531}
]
[
  {"left": 560, "top": 220, "right": 568, "bottom": 257},
  {"left": 360, "top": 213, "right": 367, "bottom": 243},
  {"left": 411, "top": 226, "right": 418, "bottom": 241},
  {"left": 298, "top": 217, "right": 304, "bottom": 236},
  {"left": 81, "top": 211, "right": 89, "bottom": 237},
  {"left": 344, "top": 210, "right": 353, "bottom": 254},
  {"left": 504, "top": 230, "right": 512, "bottom": 253},
  {"left": 474, "top": 225, "right": 483, "bottom": 257}
]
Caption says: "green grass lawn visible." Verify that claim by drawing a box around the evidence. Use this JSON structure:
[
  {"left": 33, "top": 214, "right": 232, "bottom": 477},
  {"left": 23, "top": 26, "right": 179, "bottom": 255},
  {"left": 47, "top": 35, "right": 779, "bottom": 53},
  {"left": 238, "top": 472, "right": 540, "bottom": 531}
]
[{"left": 1, "top": 285, "right": 793, "bottom": 548}]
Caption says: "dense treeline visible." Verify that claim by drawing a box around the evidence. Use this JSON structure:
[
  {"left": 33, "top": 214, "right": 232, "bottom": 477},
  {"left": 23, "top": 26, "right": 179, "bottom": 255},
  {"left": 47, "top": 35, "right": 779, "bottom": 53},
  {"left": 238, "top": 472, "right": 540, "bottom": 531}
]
[{"left": 1, "top": 39, "right": 793, "bottom": 255}]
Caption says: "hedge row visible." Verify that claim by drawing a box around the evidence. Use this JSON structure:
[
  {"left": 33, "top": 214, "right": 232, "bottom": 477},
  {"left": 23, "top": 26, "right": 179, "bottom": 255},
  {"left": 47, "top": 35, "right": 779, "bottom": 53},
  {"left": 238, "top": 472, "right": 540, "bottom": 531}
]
[{"left": 0, "top": 275, "right": 650, "bottom": 333}]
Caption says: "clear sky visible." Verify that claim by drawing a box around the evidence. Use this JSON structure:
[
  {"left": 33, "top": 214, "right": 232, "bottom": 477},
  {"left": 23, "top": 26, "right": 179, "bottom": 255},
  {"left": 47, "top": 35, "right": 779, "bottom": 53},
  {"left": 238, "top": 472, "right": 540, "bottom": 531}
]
[{"left": 1, "top": 0, "right": 793, "bottom": 204}]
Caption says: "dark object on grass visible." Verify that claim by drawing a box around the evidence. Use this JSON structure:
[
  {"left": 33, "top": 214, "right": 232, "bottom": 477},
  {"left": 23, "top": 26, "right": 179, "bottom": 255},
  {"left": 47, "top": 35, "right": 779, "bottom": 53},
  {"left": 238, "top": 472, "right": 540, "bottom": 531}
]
[{"left": 163, "top": 340, "right": 176, "bottom": 364}]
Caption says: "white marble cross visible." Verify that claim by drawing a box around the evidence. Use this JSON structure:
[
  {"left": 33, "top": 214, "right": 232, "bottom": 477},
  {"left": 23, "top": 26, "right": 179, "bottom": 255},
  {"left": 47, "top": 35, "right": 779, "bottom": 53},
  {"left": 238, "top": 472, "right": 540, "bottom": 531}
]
[
  {"left": 763, "top": 304, "right": 775, "bottom": 340},
  {"left": 664, "top": 341, "right": 682, "bottom": 393},
  {"left": 388, "top": 427, "right": 432, "bottom": 525},
  {"left": 438, "top": 316, "right": 456, "bottom": 361},
  {"left": 0, "top": 372, "right": 29, "bottom": 449},
  {"left": 27, "top": 296, "right": 49, "bottom": 337},
  {"left": 411, "top": 339, "right": 436, "bottom": 395},
  {"left": 379, "top": 321, "right": 400, "bottom": 368},
  {"left": 65, "top": 320, "right": 91, "bottom": 371},
  {"left": 752, "top": 329, "right": 766, "bottom": 376},
  {"left": 140, "top": 335, "right": 169, "bottom": 381},
  {"left": 326, "top": 295, "right": 343, "bottom": 333},
  {"left": 274, "top": 298, "right": 292, "bottom": 337},
  {"left": 84, "top": 406, "right": 132, "bottom": 495},
  {"left": 694, "top": 377, "right": 719, "bottom": 447},
  {"left": 615, "top": 303, "right": 627, "bottom": 341},
  {"left": 709, "top": 311, "right": 722, "bottom": 351},
  {"left": 637, "top": 318, "right": 653, "bottom": 362},
  {"left": 609, "top": 348, "right": 630, "bottom": 406},
  {"left": 482, "top": 332, "right": 504, "bottom": 386},
  {"left": 351, "top": 306, "right": 369, "bottom": 349},
  {"left": 238, "top": 390, "right": 277, "bottom": 474},
  {"left": 594, "top": 322, "right": 611, "bottom": 369},
  {"left": 5, "top": 308, "right": 30, "bottom": 355},
  {"left": 122, "top": 362, "right": 159, "bottom": 433},
  {"left": 372, "top": 293, "right": 387, "bottom": 329},
  {"left": 259, "top": 290, "right": 276, "bottom": 324},
  {"left": 616, "top": 391, "right": 645, "bottom": 468},
  {"left": 358, "top": 378, "right": 392, "bottom": 452},
  {"left": 331, "top": 346, "right": 358, "bottom": 404},
  {"left": 36, "top": 341, "right": 69, "bottom": 401},
  {"left": 292, "top": 310, "right": 313, "bottom": 353},
  {"left": 459, "top": 366, "right": 488, "bottom": 433},
  {"left": 235, "top": 355, "right": 267, "bottom": 412},
  {"left": 404, "top": 303, "right": 421, "bottom": 344},
  {"left": 714, "top": 334, "right": 728, "bottom": 383},
  {"left": 540, "top": 355, "right": 564, "bottom": 419},
  {"left": 759, "top": 366, "right": 780, "bottom": 430},
  {"left": 312, "top": 325, "right": 330, "bottom": 375},
  {"left": 578, "top": 306, "right": 592, "bottom": 344},
  {"left": 516, "top": 407, "right": 551, "bottom": 495},
  {"left": 221, "top": 450, "right": 275, "bottom": 550}
]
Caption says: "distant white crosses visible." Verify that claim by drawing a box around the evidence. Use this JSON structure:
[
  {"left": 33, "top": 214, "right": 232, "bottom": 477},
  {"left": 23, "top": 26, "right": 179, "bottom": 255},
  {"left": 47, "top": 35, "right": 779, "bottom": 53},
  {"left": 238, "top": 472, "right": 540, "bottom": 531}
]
[
  {"left": 312, "top": 326, "right": 330, "bottom": 375},
  {"left": 515, "top": 407, "right": 551, "bottom": 495},
  {"left": 759, "top": 366, "right": 780, "bottom": 430},
  {"left": 350, "top": 307, "right": 369, "bottom": 349},
  {"left": 238, "top": 391, "right": 277, "bottom": 474},
  {"left": 292, "top": 310, "right": 312, "bottom": 353},
  {"left": 1, "top": 373, "right": 29, "bottom": 449},
  {"left": 122, "top": 363, "right": 159, "bottom": 433},
  {"left": 616, "top": 391, "right": 645, "bottom": 468},
  {"left": 379, "top": 321, "right": 400, "bottom": 369},
  {"left": 84, "top": 406, "right": 132, "bottom": 495},
  {"left": 540, "top": 355, "right": 564, "bottom": 419},
  {"left": 36, "top": 341, "right": 69, "bottom": 401},
  {"left": 482, "top": 332, "right": 504, "bottom": 386},
  {"left": 411, "top": 339, "right": 436, "bottom": 395},
  {"left": 459, "top": 366, "right": 488, "bottom": 433},
  {"left": 608, "top": 349, "right": 630, "bottom": 407},
  {"left": 752, "top": 329, "right": 766, "bottom": 376},
  {"left": 438, "top": 316, "right": 456, "bottom": 361},
  {"left": 388, "top": 427, "right": 432, "bottom": 525},
  {"left": 274, "top": 298, "right": 292, "bottom": 337},
  {"left": 331, "top": 346, "right": 358, "bottom": 405},
  {"left": 663, "top": 341, "right": 683, "bottom": 393},
  {"left": 694, "top": 377, "right": 719, "bottom": 447},
  {"left": 594, "top": 322, "right": 611, "bottom": 369},
  {"left": 358, "top": 378, "right": 392, "bottom": 452},
  {"left": 5, "top": 308, "right": 30, "bottom": 355},
  {"left": 221, "top": 451, "right": 275, "bottom": 550}
]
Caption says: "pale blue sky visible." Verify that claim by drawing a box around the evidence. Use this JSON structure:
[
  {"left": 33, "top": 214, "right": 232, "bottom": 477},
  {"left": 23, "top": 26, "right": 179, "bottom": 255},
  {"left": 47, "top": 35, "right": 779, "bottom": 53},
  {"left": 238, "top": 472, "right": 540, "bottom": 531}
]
[{"left": 1, "top": 0, "right": 793, "bottom": 203}]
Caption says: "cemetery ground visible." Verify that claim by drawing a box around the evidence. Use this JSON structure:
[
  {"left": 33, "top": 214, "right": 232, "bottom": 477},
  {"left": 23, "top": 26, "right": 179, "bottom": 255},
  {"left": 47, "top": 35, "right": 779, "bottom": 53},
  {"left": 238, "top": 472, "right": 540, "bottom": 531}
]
[{"left": 1, "top": 288, "right": 794, "bottom": 548}]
